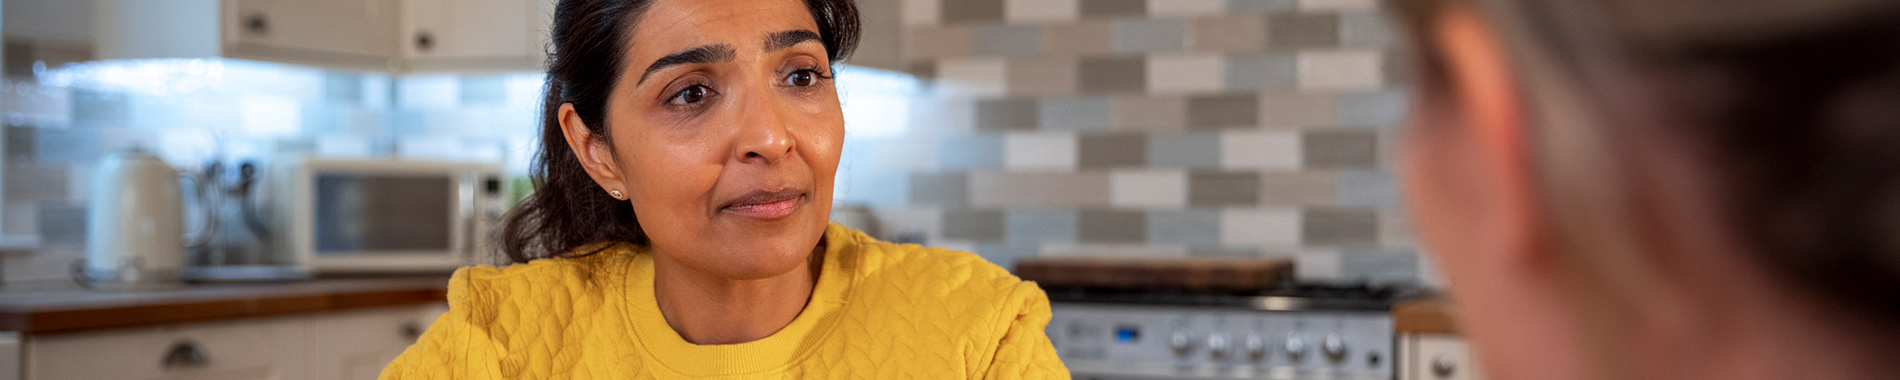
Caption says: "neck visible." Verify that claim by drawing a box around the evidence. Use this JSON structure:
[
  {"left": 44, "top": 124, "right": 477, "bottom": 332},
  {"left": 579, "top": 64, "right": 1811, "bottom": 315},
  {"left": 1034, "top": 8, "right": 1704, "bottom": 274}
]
[{"left": 651, "top": 245, "right": 824, "bottom": 345}]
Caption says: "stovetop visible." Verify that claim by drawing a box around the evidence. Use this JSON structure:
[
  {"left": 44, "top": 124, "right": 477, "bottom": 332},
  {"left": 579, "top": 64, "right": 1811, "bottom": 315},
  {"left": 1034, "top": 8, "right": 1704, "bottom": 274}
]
[{"left": 1042, "top": 281, "right": 1418, "bottom": 312}]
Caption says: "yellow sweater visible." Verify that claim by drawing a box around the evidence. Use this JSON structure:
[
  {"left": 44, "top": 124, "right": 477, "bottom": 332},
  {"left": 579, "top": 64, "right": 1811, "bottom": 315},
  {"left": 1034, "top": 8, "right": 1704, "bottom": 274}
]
[{"left": 380, "top": 224, "right": 1069, "bottom": 379}]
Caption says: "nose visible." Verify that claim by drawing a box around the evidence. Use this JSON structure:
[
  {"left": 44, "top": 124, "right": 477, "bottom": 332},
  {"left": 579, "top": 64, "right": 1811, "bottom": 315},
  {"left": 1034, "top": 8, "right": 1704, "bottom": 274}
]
[{"left": 732, "top": 87, "right": 795, "bottom": 164}]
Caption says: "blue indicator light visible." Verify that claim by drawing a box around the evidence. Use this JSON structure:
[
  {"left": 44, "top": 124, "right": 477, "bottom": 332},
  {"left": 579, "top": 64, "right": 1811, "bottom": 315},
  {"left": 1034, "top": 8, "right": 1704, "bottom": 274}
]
[{"left": 1115, "top": 327, "right": 1140, "bottom": 343}]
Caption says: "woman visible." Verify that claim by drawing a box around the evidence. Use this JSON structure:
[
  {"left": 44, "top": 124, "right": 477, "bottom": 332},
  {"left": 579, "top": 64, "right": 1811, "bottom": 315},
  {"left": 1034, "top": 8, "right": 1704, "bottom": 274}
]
[
  {"left": 1391, "top": 0, "right": 1900, "bottom": 379},
  {"left": 380, "top": 0, "right": 1068, "bottom": 378}
]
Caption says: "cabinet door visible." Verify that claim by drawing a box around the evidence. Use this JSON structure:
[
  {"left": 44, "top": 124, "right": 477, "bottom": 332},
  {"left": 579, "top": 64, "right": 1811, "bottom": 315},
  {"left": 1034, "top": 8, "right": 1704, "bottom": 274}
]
[
  {"left": 303, "top": 304, "right": 449, "bottom": 380},
  {"left": 25, "top": 318, "right": 305, "bottom": 380},
  {"left": 1403, "top": 334, "right": 1484, "bottom": 380},
  {"left": 225, "top": 0, "right": 401, "bottom": 65},
  {"left": 400, "top": 0, "right": 536, "bottom": 71}
]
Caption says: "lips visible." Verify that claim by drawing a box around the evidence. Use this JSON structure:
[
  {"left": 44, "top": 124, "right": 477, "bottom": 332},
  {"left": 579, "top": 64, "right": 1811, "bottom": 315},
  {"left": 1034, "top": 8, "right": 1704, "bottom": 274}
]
[{"left": 720, "top": 188, "right": 805, "bottom": 219}]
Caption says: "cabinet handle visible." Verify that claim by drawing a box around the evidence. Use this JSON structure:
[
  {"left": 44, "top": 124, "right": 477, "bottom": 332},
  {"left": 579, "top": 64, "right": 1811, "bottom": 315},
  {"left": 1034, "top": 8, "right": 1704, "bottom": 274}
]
[
  {"left": 162, "top": 340, "right": 209, "bottom": 369},
  {"left": 415, "top": 31, "right": 436, "bottom": 52},
  {"left": 245, "top": 14, "right": 269, "bottom": 35},
  {"left": 401, "top": 322, "right": 424, "bottom": 342}
]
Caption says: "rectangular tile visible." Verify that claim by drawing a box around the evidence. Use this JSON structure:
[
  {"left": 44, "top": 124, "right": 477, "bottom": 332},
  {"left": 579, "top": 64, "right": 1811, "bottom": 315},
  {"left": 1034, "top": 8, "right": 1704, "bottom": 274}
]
[
  {"left": 977, "top": 98, "right": 1040, "bottom": 131},
  {"left": 1081, "top": 0, "right": 1148, "bottom": 17},
  {"left": 936, "top": 58, "right": 1007, "bottom": 97},
  {"left": 1341, "top": 248, "right": 1419, "bottom": 284},
  {"left": 3, "top": 164, "right": 68, "bottom": 202},
  {"left": 1146, "top": 54, "right": 1223, "bottom": 93},
  {"left": 1007, "top": 58, "right": 1078, "bottom": 95},
  {"left": 906, "top": 0, "right": 943, "bottom": 26},
  {"left": 940, "top": 134, "right": 1007, "bottom": 169},
  {"left": 1006, "top": 208, "right": 1079, "bottom": 243},
  {"left": 974, "top": 24, "right": 1044, "bottom": 58},
  {"left": 1111, "top": 94, "right": 1187, "bottom": 131},
  {"left": 1219, "top": 131, "right": 1301, "bottom": 169},
  {"left": 1259, "top": 92, "right": 1342, "bottom": 127},
  {"left": 969, "top": 171, "right": 1113, "bottom": 206},
  {"left": 1259, "top": 170, "right": 1338, "bottom": 206},
  {"left": 1078, "top": 209, "right": 1148, "bottom": 243},
  {"left": 1114, "top": 18, "right": 1187, "bottom": 53},
  {"left": 1189, "top": 170, "right": 1260, "bottom": 206},
  {"left": 1111, "top": 169, "right": 1187, "bottom": 208},
  {"left": 1380, "top": 208, "right": 1414, "bottom": 247},
  {"left": 943, "top": 209, "right": 1006, "bottom": 241},
  {"left": 1006, "top": 0, "right": 1080, "bottom": 22},
  {"left": 1340, "top": 12, "right": 1396, "bottom": 47},
  {"left": 1148, "top": 209, "right": 1221, "bottom": 244},
  {"left": 1190, "top": 16, "right": 1265, "bottom": 52},
  {"left": 943, "top": 0, "right": 1006, "bottom": 24},
  {"left": 1266, "top": 12, "right": 1341, "bottom": 50},
  {"left": 1186, "top": 93, "right": 1259, "bottom": 129},
  {"left": 1298, "top": 0, "right": 1378, "bottom": 12},
  {"left": 908, "top": 25, "right": 974, "bottom": 60},
  {"left": 1302, "top": 207, "right": 1378, "bottom": 246},
  {"left": 1226, "top": 0, "right": 1298, "bottom": 11},
  {"left": 1384, "top": 46, "right": 1414, "bottom": 86},
  {"left": 908, "top": 172, "right": 969, "bottom": 206},
  {"left": 1078, "top": 56, "right": 1149, "bottom": 93},
  {"left": 1079, "top": 133, "right": 1148, "bottom": 168},
  {"left": 1293, "top": 250, "right": 1342, "bottom": 280},
  {"left": 1147, "top": 132, "right": 1221, "bottom": 167},
  {"left": 1302, "top": 130, "right": 1378, "bottom": 169},
  {"left": 37, "top": 202, "right": 86, "bottom": 245},
  {"left": 1337, "top": 170, "right": 1395, "bottom": 206},
  {"left": 1226, "top": 53, "right": 1298, "bottom": 90},
  {"left": 1041, "top": 20, "right": 1116, "bottom": 57},
  {"left": 975, "top": 242, "right": 1043, "bottom": 270},
  {"left": 1150, "top": 0, "right": 1226, "bottom": 16},
  {"left": 1004, "top": 132, "right": 1079, "bottom": 171},
  {"left": 1298, "top": 49, "right": 1383, "bottom": 90},
  {"left": 1038, "top": 96, "right": 1114, "bottom": 131},
  {"left": 1221, "top": 208, "right": 1300, "bottom": 247},
  {"left": 908, "top": 97, "right": 977, "bottom": 134},
  {"left": 1339, "top": 90, "right": 1409, "bottom": 128}
]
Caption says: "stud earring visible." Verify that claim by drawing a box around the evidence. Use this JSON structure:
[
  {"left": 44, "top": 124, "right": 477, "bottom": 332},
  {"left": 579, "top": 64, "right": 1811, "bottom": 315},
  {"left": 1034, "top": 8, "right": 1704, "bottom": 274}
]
[{"left": 609, "top": 190, "right": 625, "bottom": 200}]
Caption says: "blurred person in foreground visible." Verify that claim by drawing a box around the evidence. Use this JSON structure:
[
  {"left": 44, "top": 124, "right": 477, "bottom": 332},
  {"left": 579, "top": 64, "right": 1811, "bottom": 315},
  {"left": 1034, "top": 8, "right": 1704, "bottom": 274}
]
[
  {"left": 1389, "top": 0, "right": 1900, "bottom": 379},
  {"left": 379, "top": 0, "right": 1066, "bottom": 378}
]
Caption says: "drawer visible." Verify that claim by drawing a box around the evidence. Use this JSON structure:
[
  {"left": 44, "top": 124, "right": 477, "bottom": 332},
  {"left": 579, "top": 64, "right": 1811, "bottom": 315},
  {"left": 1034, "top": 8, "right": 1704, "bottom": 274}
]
[
  {"left": 25, "top": 317, "right": 304, "bottom": 380},
  {"left": 1404, "top": 334, "right": 1483, "bottom": 380},
  {"left": 303, "top": 304, "right": 448, "bottom": 380}
]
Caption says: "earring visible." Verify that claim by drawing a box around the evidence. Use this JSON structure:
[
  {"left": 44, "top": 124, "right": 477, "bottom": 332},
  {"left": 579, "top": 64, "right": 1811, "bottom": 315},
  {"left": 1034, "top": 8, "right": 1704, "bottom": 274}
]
[{"left": 609, "top": 190, "right": 625, "bottom": 200}]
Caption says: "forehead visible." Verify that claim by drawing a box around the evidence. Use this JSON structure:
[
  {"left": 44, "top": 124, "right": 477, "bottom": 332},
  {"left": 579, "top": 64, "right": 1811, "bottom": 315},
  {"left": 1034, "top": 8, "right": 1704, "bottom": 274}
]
[{"left": 625, "top": 0, "right": 821, "bottom": 61}]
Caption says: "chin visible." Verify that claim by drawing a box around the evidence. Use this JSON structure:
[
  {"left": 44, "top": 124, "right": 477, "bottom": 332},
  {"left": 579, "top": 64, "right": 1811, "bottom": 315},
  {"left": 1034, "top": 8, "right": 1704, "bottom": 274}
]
[{"left": 699, "top": 214, "right": 830, "bottom": 280}]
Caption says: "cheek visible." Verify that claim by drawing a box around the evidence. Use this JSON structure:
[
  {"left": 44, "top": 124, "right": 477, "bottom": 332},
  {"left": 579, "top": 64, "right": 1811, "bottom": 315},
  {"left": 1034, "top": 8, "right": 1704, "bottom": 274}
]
[{"left": 615, "top": 128, "right": 726, "bottom": 225}]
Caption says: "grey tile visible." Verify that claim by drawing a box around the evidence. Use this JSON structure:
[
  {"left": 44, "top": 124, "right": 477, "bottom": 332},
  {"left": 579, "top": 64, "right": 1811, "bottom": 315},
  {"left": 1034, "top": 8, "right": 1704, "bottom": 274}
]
[
  {"left": 1188, "top": 245, "right": 1261, "bottom": 257},
  {"left": 37, "top": 202, "right": 86, "bottom": 245},
  {"left": 1006, "top": 208, "right": 1078, "bottom": 243},
  {"left": 943, "top": 0, "right": 1005, "bottom": 23},
  {"left": 1189, "top": 171, "right": 1260, "bottom": 206},
  {"left": 1078, "top": 56, "right": 1148, "bottom": 93},
  {"left": 1113, "top": 95, "right": 1187, "bottom": 130},
  {"left": 975, "top": 242, "right": 1042, "bottom": 272},
  {"left": 1081, "top": 0, "right": 1147, "bottom": 17},
  {"left": 33, "top": 126, "right": 101, "bottom": 165},
  {"left": 1338, "top": 170, "right": 1397, "bottom": 207},
  {"left": 4, "top": 126, "right": 35, "bottom": 163},
  {"left": 1007, "top": 59, "right": 1077, "bottom": 95},
  {"left": 1186, "top": 93, "right": 1259, "bottom": 129},
  {"left": 909, "top": 172, "right": 969, "bottom": 206},
  {"left": 1148, "top": 209, "right": 1220, "bottom": 244},
  {"left": 71, "top": 89, "right": 130, "bottom": 129},
  {"left": 3, "top": 164, "right": 68, "bottom": 202},
  {"left": 324, "top": 72, "right": 365, "bottom": 103},
  {"left": 1078, "top": 209, "right": 1147, "bottom": 243},
  {"left": 1259, "top": 171, "right": 1338, "bottom": 205},
  {"left": 1341, "top": 12, "right": 1397, "bottom": 48},
  {"left": 970, "top": 172, "right": 1114, "bottom": 206},
  {"left": 1147, "top": 132, "right": 1221, "bottom": 167},
  {"left": 943, "top": 209, "right": 1006, "bottom": 241},
  {"left": 974, "top": 24, "right": 1044, "bottom": 58},
  {"left": 1079, "top": 133, "right": 1147, "bottom": 168},
  {"left": 1192, "top": 16, "right": 1266, "bottom": 52},
  {"left": 940, "top": 134, "right": 1007, "bottom": 169},
  {"left": 458, "top": 74, "right": 507, "bottom": 105},
  {"left": 1303, "top": 130, "right": 1379, "bottom": 169},
  {"left": 977, "top": 98, "right": 1040, "bottom": 131},
  {"left": 1340, "top": 90, "right": 1410, "bottom": 128},
  {"left": 1226, "top": 0, "right": 1298, "bottom": 11},
  {"left": 909, "top": 26, "right": 975, "bottom": 60},
  {"left": 1043, "top": 21, "right": 1116, "bottom": 57},
  {"left": 907, "top": 61, "right": 939, "bottom": 81},
  {"left": 1114, "top": 19, "right": 1186, "bottom": 53},
  {"left": 1226, "top": 53, "right": 1298, "bottom": 90},
  {"left": 1038, "top": 96, "right": 1113, "bottom": 131},
  {"left": 1266, "top": 12, "right": 1341, "bottom": 50},
  {"left": 1303, "top": 207, "right": 1378, "bottom": 246},
  {"left": 1341, "top": 248, "right": 1419, "bottom": 284},
  {"left": 1384, "top": 47, "right": 1415, "bottom": 85}
]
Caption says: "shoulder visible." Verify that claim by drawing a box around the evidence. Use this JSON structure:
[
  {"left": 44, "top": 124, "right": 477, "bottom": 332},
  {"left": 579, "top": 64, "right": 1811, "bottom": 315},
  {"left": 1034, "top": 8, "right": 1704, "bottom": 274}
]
[
  {"left": 445, "top": 244, "right": 631, "bottom": 321},
  {"left": 828, "top": 224, "right": 1049, "bottom": 322}
]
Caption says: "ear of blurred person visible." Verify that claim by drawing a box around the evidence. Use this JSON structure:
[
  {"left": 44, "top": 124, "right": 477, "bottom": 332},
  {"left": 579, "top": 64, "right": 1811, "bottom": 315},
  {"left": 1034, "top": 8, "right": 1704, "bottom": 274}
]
[{"left": 1396, "top": 0, "right": 1900, "bottom": 379}]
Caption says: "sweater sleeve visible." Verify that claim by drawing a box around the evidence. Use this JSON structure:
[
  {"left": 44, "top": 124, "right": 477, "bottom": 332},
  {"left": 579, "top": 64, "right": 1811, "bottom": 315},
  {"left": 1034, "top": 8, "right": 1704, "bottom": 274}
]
[
  {"left": 380, "top": 269, "right": 507, "bottom": 380},
  {"left": 980, "top": 282, "right": 1071, "bottom": 380}
]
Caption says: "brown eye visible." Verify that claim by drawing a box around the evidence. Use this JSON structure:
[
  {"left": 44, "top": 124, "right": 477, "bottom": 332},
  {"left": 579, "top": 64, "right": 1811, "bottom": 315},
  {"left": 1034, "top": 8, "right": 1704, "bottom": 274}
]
[
  {"left": 784, "top": 69, "right": 818, "bottom": 87},
  {"left": 669, "top": 85, "right": 710, "bottom": 105}
]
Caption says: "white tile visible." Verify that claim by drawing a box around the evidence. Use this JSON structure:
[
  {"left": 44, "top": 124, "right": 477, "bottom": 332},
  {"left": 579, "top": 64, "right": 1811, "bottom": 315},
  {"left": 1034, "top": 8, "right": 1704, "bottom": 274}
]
[
  {"left": 1219, "top": 131, "right": 1301, "bottom": 169},
  {"left": 1298, "top": 49, "right": 1383, "bottom": 90},
  {"left": 1148, "top": 0, "right": 1225, "bottom": 16},
  {"left": 906, "top": 0, "right": 942, "bottom": 26},
  {"left": 1146, "top": 54, "right": 1224, "bottom": 93},
  {"left": 1041, "top": 243, "right": 1189, "bottom": 257},
  {"left": 1298, "top": 0, "right": 1378, "bottom": 12},
  {"left": 1293, "top": 250, "right": 1344, "bottom": 280},
  {"left": 1111, "top": 170, "right": 1189, "bottom": 208},
  {"left": 1006, "top": 0, "right": 1078, "bottom": 22},
  {"left": 862, "top": 138, "right": 942, "bottom": 171},
  {"left": 937, "top": 58, "right": 1008, "bottom": 97},
  {"left": 1221, "top": 208, "right": 1301, "bottom": 247},
  {"left": 1005, "top": 132, "right": 1079, "bottom": 171},
  {"left": 870, "top": 206, "right": 944, "bottom": 243}
]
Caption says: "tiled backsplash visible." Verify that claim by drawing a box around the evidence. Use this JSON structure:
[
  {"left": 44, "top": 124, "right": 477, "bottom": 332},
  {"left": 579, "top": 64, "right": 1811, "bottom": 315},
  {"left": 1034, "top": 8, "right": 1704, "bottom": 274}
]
[{"left": 826, "top": 0, "right": 1422, "bottom": 283}]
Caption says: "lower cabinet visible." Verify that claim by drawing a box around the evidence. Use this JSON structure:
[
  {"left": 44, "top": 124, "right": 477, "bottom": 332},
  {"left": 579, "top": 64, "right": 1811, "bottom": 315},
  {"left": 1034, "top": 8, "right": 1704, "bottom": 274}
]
[
  {"left": 20, "top": 303, "right": 447, "bottom": 380},
  {"left": 1399, "top": 333, "right": 1485, "bottom": 380}
]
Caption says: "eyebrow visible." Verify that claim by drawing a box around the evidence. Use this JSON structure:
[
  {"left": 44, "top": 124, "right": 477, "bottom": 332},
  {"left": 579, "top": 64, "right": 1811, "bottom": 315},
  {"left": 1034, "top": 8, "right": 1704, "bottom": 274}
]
[
  {"left": 636, "top": 44, "right": 737, "bottom": 86},
  {"left": 764, "top": 29, "right": 822, "bottom": 52}
]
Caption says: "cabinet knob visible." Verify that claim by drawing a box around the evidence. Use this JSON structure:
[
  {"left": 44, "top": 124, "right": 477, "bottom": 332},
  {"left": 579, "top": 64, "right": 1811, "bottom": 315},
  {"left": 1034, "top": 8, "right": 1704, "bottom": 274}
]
[
  {"left": 245, "top": 14, "right": 269, "bottom": 35},
  {"left": 415, "top": 31, "right": 436, "bottom": 52},
  {"left": 402, "top": 322, "right": 424, "bottom": 341},
  {"left": 162, "top": 340, "right": 209, "bottom": 369},
  {"left": 1432, "top": 355, "right": 1458, "bottom": 378}
]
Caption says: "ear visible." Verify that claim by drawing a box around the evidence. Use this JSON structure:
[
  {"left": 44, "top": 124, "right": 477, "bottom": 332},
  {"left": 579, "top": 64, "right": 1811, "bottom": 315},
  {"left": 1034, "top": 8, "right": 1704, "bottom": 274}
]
[
  {"left": 1433, "top": 6, "right": 1543, "bottom": 264},
  {"left": 558, "top": 103, "right": 628, "bottom": 197}
]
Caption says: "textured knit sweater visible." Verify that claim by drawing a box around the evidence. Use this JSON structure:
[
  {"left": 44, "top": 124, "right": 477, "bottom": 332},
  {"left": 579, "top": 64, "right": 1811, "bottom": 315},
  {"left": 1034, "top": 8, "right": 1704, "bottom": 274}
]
[{"left": 379, "top": 223, "right": 1069, "bottom": 379}]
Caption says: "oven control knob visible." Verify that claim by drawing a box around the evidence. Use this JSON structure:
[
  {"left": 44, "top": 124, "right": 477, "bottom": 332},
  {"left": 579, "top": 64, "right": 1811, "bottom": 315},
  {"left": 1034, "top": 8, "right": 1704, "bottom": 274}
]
[
  {"left": 1322, "top": 333, "right": 1348, "bottom": 362},
  {"left": 1244, "top": 333, "right": 1267, "bottom": 360},
  {"left": 1206, "top": 333, "right": 1232, "bottom": 358},
  {"left": 1284, "top": 335, "right": 1309, "bottom": 362},
  {"left": 1169, "top": 330, "right": 1193, "bottom": 355}
]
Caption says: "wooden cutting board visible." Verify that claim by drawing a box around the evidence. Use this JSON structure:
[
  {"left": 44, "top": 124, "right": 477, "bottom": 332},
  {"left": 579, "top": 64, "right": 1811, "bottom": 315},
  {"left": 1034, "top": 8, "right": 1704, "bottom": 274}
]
[{"left": 1014, "top": 257, "right": 1294, "bottom": 291}]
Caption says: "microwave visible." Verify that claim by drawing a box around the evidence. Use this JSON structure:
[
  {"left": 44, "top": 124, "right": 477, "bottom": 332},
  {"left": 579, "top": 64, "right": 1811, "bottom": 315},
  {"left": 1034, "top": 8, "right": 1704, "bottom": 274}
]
[{"left": 272, "top": 158, "right": 510, "bottom": 273}]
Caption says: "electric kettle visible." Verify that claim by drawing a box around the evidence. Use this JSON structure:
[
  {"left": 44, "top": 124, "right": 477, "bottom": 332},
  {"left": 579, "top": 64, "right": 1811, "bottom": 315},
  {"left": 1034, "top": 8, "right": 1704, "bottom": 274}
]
[{"left": 79, "top": 147, "right": 211, "bottom": 289}]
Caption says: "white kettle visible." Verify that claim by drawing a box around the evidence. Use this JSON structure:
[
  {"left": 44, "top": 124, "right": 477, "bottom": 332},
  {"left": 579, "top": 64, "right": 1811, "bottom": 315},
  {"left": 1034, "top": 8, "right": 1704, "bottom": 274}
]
[{"left": 81, "top": 147, "right": 210, "bottom": 289}]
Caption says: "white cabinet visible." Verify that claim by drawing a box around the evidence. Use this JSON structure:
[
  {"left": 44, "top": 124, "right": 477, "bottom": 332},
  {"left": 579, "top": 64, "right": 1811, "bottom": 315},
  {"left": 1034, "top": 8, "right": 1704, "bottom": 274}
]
[
  {"left": 399, "top": 0, "right": 546, "bottom": 72},
  {"left": 223, "top": 0, "right": 404, "bottom": 69},
  {"left": 1401, "top": 334, "right": 1485, "bottom": 380},
  {"left": 19, "top": 304, "right": 447, "bottom": 380}
]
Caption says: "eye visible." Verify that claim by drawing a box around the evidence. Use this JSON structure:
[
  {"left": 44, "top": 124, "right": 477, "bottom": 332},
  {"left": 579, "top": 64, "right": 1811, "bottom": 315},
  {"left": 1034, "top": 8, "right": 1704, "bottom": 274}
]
[
  {"left": 783, "top": 69, "right": 823, "bottom": 87},
  {"left": 668, "top": 84, "right": 711, "bottom": 106}
]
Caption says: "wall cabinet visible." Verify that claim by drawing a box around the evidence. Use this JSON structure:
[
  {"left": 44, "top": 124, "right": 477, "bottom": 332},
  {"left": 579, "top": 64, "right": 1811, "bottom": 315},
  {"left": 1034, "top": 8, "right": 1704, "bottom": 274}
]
[{"left": 19, "top": 304, "right": 446, "bottom": 380}]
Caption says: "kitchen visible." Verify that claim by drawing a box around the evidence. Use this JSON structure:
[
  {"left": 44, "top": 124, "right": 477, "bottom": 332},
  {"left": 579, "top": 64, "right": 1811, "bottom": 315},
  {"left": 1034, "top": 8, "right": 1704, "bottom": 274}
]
[{"left": 2, "top": 0, "right": 1455, "bottom": 379}]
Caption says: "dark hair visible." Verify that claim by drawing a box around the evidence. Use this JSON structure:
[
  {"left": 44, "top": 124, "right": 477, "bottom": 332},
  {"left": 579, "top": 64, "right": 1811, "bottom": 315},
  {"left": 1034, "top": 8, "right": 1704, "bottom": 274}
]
[
  {"left": 1391, "top": 0, "right": 1900, "bottom": 320},
  {"left": 500, "top": 0, "right": 860, "bottom": 263}
]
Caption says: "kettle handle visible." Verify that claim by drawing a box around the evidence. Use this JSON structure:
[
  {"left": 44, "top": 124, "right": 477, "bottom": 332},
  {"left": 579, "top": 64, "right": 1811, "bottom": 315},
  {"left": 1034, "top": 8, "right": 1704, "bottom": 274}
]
[{"left": 179, "top": 172, "right": 218, "bottom": 249}]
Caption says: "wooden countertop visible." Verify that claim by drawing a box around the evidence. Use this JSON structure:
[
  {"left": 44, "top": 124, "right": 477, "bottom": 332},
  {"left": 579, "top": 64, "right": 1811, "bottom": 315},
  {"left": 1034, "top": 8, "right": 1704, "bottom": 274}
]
[
  {"left": 1394, "top": 296, "right": 1461, "bottom": 334},
  {"left": 0, "top": 277, "right": 449, "bottom": 335}
]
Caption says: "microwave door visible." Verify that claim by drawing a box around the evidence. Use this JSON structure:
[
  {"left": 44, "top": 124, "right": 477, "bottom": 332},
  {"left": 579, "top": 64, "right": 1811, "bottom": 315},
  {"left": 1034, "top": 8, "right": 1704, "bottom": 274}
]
[{"left": 312, "top": 174, "right": 456, "bottom": 260}]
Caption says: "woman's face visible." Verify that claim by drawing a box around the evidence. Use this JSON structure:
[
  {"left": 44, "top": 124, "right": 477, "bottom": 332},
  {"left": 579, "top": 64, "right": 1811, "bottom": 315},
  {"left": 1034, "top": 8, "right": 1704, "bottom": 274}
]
[{"left": 587, "top": 0, "right": 843, "bottom": 280}]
